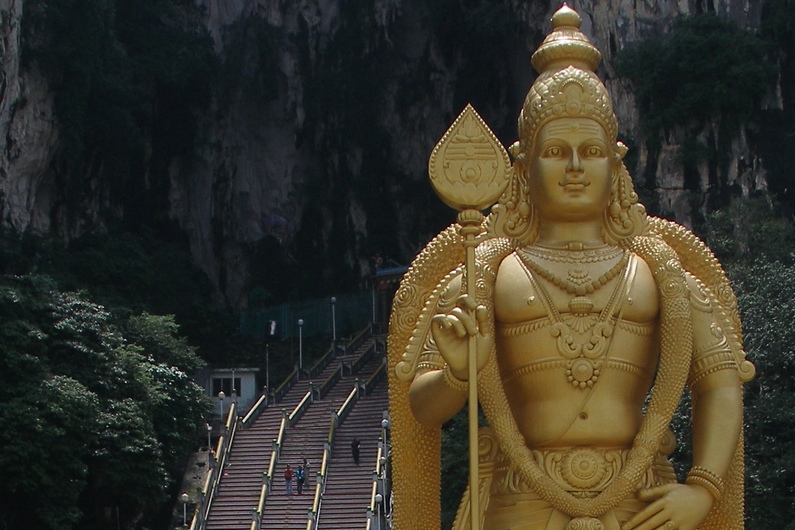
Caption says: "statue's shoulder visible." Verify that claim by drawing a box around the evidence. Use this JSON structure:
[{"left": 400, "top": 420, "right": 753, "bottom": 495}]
[{"left": 643, "top": 217, "right": 755, "bottom": 382}]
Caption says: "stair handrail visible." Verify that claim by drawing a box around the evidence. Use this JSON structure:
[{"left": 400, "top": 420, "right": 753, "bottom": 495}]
[
  {"left": 288, "top": 390, "right": 314, "bottom": 427},
  {"left": 190, "top": 402, "right": 238, "bottom": 530},
  {"left": 365, "top": 445, "right": 385, "bottom": 530},
  {"left": 350, "top": 338, "right": 376, "bottom": 375},
  {"left": 362, "top": 360, "right": 386, "bottom": 397},
  {"left": 249, "top": 441, "right": 279, "bottom": 530},
  {"left": 249, "top": 415, "right": 288, "bottom": 530},
  {"left": 305, "top": 384, "right": 361, "bottom": 530},
  {"left": 241, "top": 389, "right": 269, "bottom": 427},
  {"left": 316, "top": 364, "right": 343, "bottom": 400},
  {"left": 272, "top": 368, "right": 299, "bottom": 403},
  {"left": 337, "top": 383, "right": 360, "bottom": 424},
  {"left": 307, "top": 343, "right": 336, "bottom": 378},
  {"left": 344, "top": 323, "right": 372, "bottom": 356},
  {"left": 306, "top": 415, "right": 335, "bottom": 530}
]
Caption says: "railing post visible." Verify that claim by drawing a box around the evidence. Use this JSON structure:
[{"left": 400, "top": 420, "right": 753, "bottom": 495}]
[{"left": 307, "top": 507, "right": 315, "bottom": 529}]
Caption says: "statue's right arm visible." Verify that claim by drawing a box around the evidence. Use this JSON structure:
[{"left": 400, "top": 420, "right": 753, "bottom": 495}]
[
  {"left": 409, "top": 354, "right": 469, "bottom": 427},
  {"left": 408, "top": 274, "right": 489, "bottom": 427}
]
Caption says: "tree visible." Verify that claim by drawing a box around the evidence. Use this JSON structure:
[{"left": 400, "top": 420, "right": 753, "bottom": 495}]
[
  {"left": 0, "top": 274, "right": 210, "bottom": 529},
  {"left": 729, "top": 259, "right": 795, "bottom": 529}
]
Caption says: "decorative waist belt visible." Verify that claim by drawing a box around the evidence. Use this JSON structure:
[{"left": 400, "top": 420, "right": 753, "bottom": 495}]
[{"left": 492, "top": 446, "right": 676, "bottom": 498}]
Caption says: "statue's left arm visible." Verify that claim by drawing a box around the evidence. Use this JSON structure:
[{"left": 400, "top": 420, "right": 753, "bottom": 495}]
[
  {"left": 686, "top": 270, "right": 743, "bottom": 485},
  {"left": 624, "top": 273, "right": 743, "bottom": 530}
]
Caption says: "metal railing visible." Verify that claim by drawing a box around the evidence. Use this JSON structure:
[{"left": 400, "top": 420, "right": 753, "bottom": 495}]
[
  {"left": 315, "top": 365, "right": 342, "bottom": 400},
  {"left": 307, "top": 343, "right": 336, "bottom": 378},
  {"left": 241, "top": 390, "right": 269, "bottom": 427},
  {"left": 250, "top": 385, "right": 313, "bottom": 530},
  {"left": 347, "top": 324, "right": 372, "bottom": 357},
  {"left": 249, "top": 416, "right": 284, "bottom": 530},
  {"left": 272, "top": 368, "right": 299, "bottom": 403},
  {"left": 362, "top": 360, "right": 386, "bottom": 397},
  {"left": 188, "top": 402, "right": 238, "bottom": 530},
  {"left": 191, "top": 328, "right": 377, "bottom": 530},
  {"left": 305, "top": 383, "right": 361, "bottom": 530}
]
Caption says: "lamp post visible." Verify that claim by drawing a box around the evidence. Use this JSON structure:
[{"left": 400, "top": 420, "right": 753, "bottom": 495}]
[
  {"left": 381, "top": 418, "right": 390, "bottom": 445},
  {"left": 218, "top": 391, "right": 225, "bottom": 420},
  {"left": 298, "top": 319, "right": 304, "bottom": 371},
  {"left": 180, "top": 492, "right": 190, "bottom": 527},
  {"left": 330, "top": 296, "right": 337, "bottom": 344},
  {"left": 266, "top": 343, "right": 270, "bottom": 390},
  {"left": 231, "top": 368, "right": 237, "bottom": 405},
  {"left": 206, "top": 423, "right": 212, "bottom": 449},
  {"left": 375, "top": 493, "right": 383, "bottom": 530}
]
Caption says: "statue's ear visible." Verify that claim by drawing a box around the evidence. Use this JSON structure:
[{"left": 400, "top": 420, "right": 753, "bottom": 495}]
[
  {"left": 615, "top": 141, "right": 628, "bottom": 161},
  {"left": 508, "top": 141, "right": 521, "bottom": 160}
]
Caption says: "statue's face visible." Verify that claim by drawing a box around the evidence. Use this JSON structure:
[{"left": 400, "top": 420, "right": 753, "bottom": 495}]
[{"left": 528, "top": 117, "right": 613, "bottom": 223}]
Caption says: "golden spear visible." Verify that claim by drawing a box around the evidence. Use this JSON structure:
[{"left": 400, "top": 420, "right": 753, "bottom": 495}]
[{"left": 428, "top": 104, "right": 511, "bottom": 530}]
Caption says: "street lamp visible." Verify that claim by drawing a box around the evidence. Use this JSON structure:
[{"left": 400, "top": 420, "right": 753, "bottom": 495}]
[
  {"left": 298, "top": 319, "right": 304, "bottom": 370},
  {"left": 375, "top": 493, "right": 383, "bottom": 530},
  {"left": 218, "top": 391, "right": 225, "bottom": 419},
  {"left": 381, "top": 418, "right": 390, "bottom": 443},
  {"left": 180, "top": 492, "right": 190, "bottom": 527},
  {"left": 231, "top": 368, "right": 237, "bottom": 404},
  {"left": 206, "top": 423, "right": 212, "bottom": 449},
  {"left": 330, "top": 296, "right": 337, "bottom": 344}
]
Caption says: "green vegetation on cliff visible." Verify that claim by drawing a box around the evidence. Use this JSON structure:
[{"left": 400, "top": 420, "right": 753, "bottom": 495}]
[{"left": 0, "top": 274, "right": 210, "bottom": 530}]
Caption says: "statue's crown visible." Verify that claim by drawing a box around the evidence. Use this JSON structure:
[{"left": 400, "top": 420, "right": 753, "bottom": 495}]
[
  {"left": 531, "top": 5, "right": 601, "bottom": 73},
  {"left": 517, "top": 5, "right": 616, "bottom": 153}
]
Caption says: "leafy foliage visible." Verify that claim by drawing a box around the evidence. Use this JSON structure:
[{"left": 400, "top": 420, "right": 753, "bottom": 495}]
[
  {"left": 616, "top": 14, "right": 776, "bottom": 203},
  {"left": 616, "top": 14, "right": 774, "bottom": 137},
  {"left": 728, "top": 260, "right": 795, "bottom": 529},
  {"left": 441, "top": 410, "right": 470, "bottom": 529},
  {"left": 0, "top": 275, "right": 210, "bottom": 529},
  {"left": 0, "top": 226, "right": 236, "bottom": 363},
  {"left": 702, "top": 197, "right": 795, "bottom": 265}
]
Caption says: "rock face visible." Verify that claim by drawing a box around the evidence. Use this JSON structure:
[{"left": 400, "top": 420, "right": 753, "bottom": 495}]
[
  {"left": 0, "top": 0, "right": 59, "bottom": 234},
  {"left": 0, "top": 0, "right": 774, "bottom": 307}
]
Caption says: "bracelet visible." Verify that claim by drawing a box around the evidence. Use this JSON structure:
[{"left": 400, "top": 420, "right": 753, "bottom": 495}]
[
  {"left": 442, "top": 364, "right": 469, "bottom": 392},
  {"left": 685, "top": 466, "right": 725, "bottom": 500}
]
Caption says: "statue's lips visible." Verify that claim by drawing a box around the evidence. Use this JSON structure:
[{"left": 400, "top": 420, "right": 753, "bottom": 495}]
[{"left": 559, "top": 181, "right": 591, "bottom": 190}]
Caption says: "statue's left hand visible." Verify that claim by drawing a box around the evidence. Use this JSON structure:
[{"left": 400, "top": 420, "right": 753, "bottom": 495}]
[{"left": 621, "top": 483, "right": 713, "bottom": 530}]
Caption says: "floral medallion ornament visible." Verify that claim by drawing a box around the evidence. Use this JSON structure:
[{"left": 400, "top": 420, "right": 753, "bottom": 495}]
[
  {"left": 565, "top": 518, "right": 605, "bottom": 530},
  {"left": 428, "top": 104, "right": 512, "bottom": 211}
]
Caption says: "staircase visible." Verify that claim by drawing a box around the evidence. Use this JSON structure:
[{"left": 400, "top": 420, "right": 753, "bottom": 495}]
[
  {"left": 203, "top": 331, "right": 387, "bottom": 530},
  {"left": 205, "top": 381, "right": 306, "bottom": 530},
  {"left": 258, "top": 347, "right": 385, "bottom": 529},
  {"left": 316, "top": 377, "right": 388, "bottom": 529}
]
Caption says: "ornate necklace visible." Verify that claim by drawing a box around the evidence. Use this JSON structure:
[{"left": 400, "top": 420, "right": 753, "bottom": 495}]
[
  {"left": 518, "top": 248, "right": 629, "bottom": 297},
  {"left": 522, "top": 244, "right": 623, "bottom": 264},
  {"left": 515, "top": 251, "right": 632, "bottom": 390}
]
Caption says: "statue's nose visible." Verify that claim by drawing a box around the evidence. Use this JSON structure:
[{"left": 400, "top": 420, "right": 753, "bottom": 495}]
[{"left": 566, "top": 150, "right": 584, "bottom": 173}]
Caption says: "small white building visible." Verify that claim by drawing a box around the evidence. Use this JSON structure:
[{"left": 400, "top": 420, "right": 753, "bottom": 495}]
[{"left": 198, "top": 367, "right": 261, "bottom": 414}]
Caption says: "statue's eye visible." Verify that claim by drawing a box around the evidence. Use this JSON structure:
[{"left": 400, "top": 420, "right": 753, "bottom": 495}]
[
  {"left": 544, "top": 146, "right": 563, "bottom": 157},
  {"left": 585, "top": 146, "right": 603, "bottom": 157}
]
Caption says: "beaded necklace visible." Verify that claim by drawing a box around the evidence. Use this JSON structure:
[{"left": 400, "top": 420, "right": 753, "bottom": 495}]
[{"left": 518, "top": 248, "right": 629, "bottom": 297}]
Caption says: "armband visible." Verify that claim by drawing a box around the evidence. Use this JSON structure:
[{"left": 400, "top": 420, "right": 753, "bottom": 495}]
[
  {"left": 685, "top": 466, "right": 725, "bottom": 500},
  {"left": 442, "top": 364, "right": 469, "bottom": 392}
]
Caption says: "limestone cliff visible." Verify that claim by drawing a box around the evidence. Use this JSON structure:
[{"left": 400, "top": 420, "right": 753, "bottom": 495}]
[{"left": 0, "top": 0, "right": 777, "bottom": 308}]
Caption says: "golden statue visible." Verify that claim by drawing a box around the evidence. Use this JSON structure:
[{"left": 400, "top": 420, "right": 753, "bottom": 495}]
[{"left": 387, "top": 6, "right": 755, "bottom": 530}]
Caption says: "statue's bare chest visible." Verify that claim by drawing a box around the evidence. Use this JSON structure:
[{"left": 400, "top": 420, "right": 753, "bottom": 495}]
[{"left": 493, "top": 248, "right": 660, "bottom": 390}]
